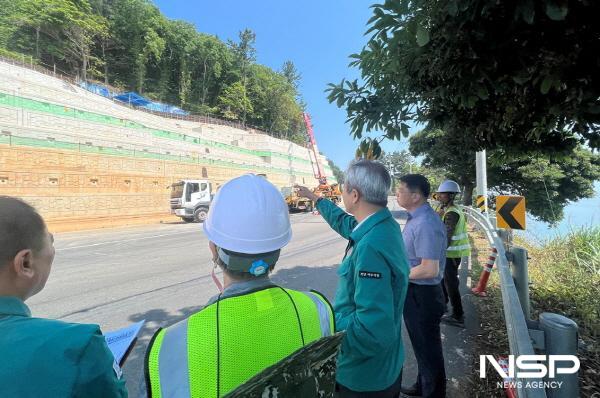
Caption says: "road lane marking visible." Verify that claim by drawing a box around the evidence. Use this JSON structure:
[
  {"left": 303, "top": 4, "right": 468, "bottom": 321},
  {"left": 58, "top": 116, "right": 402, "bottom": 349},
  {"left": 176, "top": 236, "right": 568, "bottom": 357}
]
[
  {"left": 56, "top": 230, "right": 201, "bottom": 251},
  {"left": 56, "top": 213, "right": 316, "bottom": 251}
]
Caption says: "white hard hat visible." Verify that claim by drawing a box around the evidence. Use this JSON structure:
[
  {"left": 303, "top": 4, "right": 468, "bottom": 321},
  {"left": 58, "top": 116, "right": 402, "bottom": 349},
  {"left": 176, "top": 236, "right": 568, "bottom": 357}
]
[
  {"left": 203, "top": 174, "right": 292, "bottom": 254},
  {"left": 436, "top": 180, "right": 461, "bottom": 193}
]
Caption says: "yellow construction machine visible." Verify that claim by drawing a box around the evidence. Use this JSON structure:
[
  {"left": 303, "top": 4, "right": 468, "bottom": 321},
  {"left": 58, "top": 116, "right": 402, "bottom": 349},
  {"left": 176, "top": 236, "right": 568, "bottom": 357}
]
[{"left": 282, "top": 187, "right": 315, "bottom": 212}]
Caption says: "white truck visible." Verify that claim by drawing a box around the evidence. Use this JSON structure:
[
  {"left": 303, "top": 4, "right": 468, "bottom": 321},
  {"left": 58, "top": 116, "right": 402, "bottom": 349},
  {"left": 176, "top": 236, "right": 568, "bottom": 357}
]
[{"left": 169, "top": 179, "right": 213, "bottom": 223}]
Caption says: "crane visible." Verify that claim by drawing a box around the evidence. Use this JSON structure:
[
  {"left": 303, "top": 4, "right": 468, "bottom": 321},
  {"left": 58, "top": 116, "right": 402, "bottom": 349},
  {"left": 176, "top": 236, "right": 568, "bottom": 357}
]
[
  {"left": 303, "top": 113, "right": 328, "bottom": 185},
  {"left": 302, "top": 113, "right": 341, "bottom": 203},
  {"left": 283, "top": 113, "right": 341, "bottom": 212}
]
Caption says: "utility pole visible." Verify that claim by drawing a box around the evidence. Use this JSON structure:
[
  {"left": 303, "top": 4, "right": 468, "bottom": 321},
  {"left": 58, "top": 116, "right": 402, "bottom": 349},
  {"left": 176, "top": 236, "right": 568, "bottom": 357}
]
[{"left": 475, "top": 150, "right": 488, "bottom": 213}]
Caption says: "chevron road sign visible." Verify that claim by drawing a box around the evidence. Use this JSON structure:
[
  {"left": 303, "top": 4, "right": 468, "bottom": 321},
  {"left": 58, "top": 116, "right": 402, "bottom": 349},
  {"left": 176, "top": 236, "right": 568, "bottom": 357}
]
[{"left": 496, "top": 195, "right": 526, "bottom": 230}]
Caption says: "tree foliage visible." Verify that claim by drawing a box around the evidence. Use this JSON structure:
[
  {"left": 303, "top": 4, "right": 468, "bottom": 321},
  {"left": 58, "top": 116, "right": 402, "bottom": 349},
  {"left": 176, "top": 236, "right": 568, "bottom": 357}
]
[
  {"left": 327, "top": 0, "right": 600, "bottom": 153},
  {"left": 409, "top": 129, "right": 600, "bottom": 224},
  {"left": 0, "top": 0, "right": 307, "bottom": 144},
  {"left": 380, "top": 149, "right": 443, "bottom": 191},
  {"left": 5, "top": 0, "right": 107, "bottom": 81},
  {"left": 327, "top": 159, "right": 345, "bottom": 185},
  {"left": 326, "top": 0, "right": 600, "bottom": 221}
]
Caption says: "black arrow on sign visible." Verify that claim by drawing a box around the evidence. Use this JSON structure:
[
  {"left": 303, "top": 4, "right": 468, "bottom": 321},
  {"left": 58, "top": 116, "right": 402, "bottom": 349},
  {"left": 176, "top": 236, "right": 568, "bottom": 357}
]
[{"left": 498, "top": 197, "right": 524, "bottom": 229}]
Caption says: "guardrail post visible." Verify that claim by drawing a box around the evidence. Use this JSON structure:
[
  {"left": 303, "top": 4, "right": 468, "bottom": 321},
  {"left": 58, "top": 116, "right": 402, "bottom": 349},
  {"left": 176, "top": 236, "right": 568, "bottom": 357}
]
[
  {"left": 539, "top": 313, "right": 579, "bottom": 398},
  {"left": 497, "top": 228, "right": 509, "bottom": 246},
  {"left": 508, "top": 246, "right": 531, "bottom": 320}
]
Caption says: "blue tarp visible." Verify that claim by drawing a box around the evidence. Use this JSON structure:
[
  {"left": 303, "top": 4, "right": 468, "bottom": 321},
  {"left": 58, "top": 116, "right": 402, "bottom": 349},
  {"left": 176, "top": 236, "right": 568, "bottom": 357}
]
[
  {"left": 141, "top": 102, "right": 188, "bottom": 115},
  {"left": 81, "top": 83, "right": 190, "bottom": 116},
  {"left": 113, "top": 92, "right": 152, "bottom": 107},
  {"left": 113, "top": 92, "right": 189, "bottom": 115},
  {"left": 79, "top": 81, "right": 112, "bottom": 98}
]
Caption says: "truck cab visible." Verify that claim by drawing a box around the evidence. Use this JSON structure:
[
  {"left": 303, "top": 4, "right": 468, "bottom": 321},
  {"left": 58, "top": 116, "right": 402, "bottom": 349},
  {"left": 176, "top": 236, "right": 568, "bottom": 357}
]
[{"left": 170, "top": 179, "right": 212, "bottom": 222}]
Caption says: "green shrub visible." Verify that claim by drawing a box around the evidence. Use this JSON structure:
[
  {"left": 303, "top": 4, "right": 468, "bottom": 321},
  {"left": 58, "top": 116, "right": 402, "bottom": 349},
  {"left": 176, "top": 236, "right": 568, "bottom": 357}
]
[
  {"left": 0, "top": 48, "right": 37, "bottom": 64},
  {"left": 520, "top": 226, "right": 600, "bottom": 336}
]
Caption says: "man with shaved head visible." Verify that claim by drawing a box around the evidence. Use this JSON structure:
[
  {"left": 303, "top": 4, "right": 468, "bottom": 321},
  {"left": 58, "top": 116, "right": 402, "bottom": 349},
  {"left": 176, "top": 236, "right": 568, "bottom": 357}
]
[{"left": 0, "top": 196, "right": 128, "bottom": 397}]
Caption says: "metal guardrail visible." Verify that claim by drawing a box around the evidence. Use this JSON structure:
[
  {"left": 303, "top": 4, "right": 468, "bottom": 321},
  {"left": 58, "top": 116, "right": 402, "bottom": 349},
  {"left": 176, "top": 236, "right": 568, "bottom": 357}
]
[{"left": 461, "top": 206, "right": 547, "bottom": 398}]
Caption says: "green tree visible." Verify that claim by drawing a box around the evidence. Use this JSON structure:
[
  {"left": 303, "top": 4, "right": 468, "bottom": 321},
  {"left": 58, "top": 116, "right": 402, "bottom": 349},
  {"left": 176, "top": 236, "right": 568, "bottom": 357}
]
[
  {"left": 327, "top": 159, "right": 345, "bottom": 185},
  {"left": 109, "top": 0, "right": 166, "bottom": 92},
  {"left": 380, "top": 150, "right": 418, "bottom": 178},
  {"left": 281, "top": 60, "right": 301, "bottom": 91},
  {"left": 186, "top": 34, "right": 232, "bottom": 112},
  {"left": 153, "top": 19, "right": 196, "bottom": 104},
  {"left": 228, "top": 28, "right": 256, "bottom": 125},
  {"left": 409, "top": 129, "right": 600, "bottom": 223},
  {"left": 0, "top": 0, "right": 308, "bottom": 144},
  {"left": 380, "top": 149, "right": 443, "bottom": 191},
  {"left": 327, "top": 0, "right": 600, "bottom": 155},
  {"left": 218, "top": 81, "right": 253, "bottom": 121},
  {"left": 6, "top": 0, "right": 107, "bottom": 80},
  {"left": 408, "top": 129, "right": 476, "bottom": 203},
  {"left": 246, "top": 64, "right": 304, "bottom": 140}
]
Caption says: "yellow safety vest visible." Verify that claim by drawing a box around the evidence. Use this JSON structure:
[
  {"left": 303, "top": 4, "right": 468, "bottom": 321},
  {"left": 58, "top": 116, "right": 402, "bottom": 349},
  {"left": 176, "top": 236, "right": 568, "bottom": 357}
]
[
  {"left": 145, "top": 286, "right": 334, "bottom": 398},
  {"left": 443, "top": 205, "right": 471, "bottom": 258}
]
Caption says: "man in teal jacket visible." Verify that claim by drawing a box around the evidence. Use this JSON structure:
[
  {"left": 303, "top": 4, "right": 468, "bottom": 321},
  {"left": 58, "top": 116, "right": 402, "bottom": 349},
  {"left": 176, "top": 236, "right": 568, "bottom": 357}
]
[
  {"left": 0, "top": 196, "right": 127, "bottom": 398},
  {"left": 297, "top": 160, "right": 409, "bottom": 397}
]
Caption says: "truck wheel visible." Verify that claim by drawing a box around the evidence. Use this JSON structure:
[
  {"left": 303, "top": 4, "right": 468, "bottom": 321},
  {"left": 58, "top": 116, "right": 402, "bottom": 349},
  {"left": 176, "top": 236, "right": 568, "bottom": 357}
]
[
  {"left": 194, "top": 207, "right": 209, "bottom": 223},
  {"left": 182, "top": 217, "right": 195, "bottom": 223}
]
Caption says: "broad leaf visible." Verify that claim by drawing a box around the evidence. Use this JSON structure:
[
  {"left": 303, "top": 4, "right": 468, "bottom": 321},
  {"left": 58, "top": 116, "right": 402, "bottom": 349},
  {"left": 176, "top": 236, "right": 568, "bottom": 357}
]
[{"left": 416, "top": 26, "right": 430, "bottom": 47}]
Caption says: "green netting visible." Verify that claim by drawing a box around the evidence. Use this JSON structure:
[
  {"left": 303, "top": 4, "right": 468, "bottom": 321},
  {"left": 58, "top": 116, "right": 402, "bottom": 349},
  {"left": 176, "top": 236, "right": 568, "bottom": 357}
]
[
  {"left": 0, "top": 92, "right": 315, "bottom": 166},
  {"left": 0, "top": 133, "right": 314, "bottom": 177}
]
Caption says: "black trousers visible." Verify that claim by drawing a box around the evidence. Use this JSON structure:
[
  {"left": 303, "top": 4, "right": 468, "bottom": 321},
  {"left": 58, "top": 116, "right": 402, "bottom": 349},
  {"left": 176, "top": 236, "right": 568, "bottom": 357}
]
[
  {"left": 336, "top": 369, "right": 402, "bottom": 398},
  {"left": 442, "top": 257, "right": 464, "bottom": 318},
  {"left": 403, "top": 283, "right": 446, "bottom": 398}
]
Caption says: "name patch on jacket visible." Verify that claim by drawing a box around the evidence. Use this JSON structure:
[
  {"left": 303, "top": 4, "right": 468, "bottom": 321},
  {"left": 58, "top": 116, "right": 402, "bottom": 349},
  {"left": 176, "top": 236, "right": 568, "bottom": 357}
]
[{"left": 359, "top": 271, "right": 382, "bottom": 279}]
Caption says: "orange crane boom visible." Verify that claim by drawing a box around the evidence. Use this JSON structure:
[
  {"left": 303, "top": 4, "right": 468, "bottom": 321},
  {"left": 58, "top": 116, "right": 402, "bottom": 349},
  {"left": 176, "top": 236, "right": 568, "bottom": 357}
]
[
  {"left": 301, "top": 112, "right": 342, "bottom": 204},
  {"left": 303, "top": 113, "right": 327, "bottom": 185}
]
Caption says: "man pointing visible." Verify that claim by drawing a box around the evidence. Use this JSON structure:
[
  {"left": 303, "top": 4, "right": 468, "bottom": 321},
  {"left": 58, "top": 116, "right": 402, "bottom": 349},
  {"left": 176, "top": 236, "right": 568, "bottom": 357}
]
[{"left": 297, "top": 160, "right": 409, "bottom": 397}]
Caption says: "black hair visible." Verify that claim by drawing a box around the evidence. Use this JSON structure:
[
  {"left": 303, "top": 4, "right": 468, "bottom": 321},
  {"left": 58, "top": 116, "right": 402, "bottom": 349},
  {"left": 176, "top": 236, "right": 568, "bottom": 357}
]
[
  {"left": 0, "top": 196, "right": 47, "bottom": 266},
  {"left": 399, "top": 174, "right": 431, "bottom": 198}
]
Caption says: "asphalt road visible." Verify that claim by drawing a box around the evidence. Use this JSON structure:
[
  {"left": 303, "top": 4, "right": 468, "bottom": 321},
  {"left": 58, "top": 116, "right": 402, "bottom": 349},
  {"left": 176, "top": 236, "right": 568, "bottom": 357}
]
[
  {"left": 29, "top": 211, "right": 350, "bottom": 396},
  {"left": 28, "top": 201, "right": 475, "bottom": 397}
]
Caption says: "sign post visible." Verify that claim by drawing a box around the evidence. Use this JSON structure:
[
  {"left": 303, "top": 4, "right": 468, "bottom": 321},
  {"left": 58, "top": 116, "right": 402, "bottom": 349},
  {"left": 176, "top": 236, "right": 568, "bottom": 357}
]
[{"left": 476, "top": 150, "right": 488, "bottom": 213}]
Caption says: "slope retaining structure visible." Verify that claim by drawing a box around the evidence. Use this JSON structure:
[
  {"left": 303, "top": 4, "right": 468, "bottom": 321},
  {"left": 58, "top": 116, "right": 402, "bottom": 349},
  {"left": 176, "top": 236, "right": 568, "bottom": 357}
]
[{"left": 0, "top": 61, "right": 336, "bottom": 231}]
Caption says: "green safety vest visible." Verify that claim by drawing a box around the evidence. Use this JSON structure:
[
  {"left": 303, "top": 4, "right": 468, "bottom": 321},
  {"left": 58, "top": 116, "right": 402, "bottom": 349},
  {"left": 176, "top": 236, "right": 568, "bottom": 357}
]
[
  {"left": 443, "top": 205, "right": 471, "bottom": 258},
  {"left": 145, "top": 286, "right": 334, "bottom": 398}
]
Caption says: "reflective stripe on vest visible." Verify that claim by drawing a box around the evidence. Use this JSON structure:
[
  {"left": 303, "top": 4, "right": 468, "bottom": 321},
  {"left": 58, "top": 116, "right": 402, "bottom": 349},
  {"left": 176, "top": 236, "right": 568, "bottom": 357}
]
[
  {"left": 448, "top": 244, "right": 471, "bottom": 251},
  {"left": 451, "top": 233, "right": 468, "bottom": 241},
  {"left": 303, "top": 292, "right": 332, "bottom": 337},
  {"left": 146, "top": 286, "right": 334, "bottom": 398},
  {"left": 158, "top": 318, "right": 191, "bottom": 398}
]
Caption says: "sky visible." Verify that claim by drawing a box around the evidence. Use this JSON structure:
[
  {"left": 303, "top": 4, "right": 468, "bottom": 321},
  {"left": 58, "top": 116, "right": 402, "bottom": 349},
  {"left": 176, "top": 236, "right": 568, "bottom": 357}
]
[
  {"left": 152, "top": 0, "right": 410, "bottom": 169},
  {"left": 150, "top": 1, "right": 598, "bottom": 235}
]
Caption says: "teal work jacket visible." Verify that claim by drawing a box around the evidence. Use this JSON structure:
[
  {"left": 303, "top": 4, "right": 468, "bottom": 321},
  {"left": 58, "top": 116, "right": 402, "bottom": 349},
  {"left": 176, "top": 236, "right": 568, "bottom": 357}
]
[
  {"left": 0, "top": 296, "right": 128, "bottom": 398},
  {"left": 316, "top": 199, "right": 409, "bottom": 392}
]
